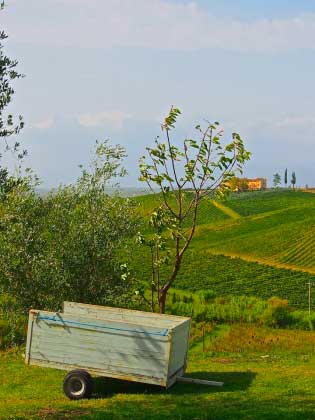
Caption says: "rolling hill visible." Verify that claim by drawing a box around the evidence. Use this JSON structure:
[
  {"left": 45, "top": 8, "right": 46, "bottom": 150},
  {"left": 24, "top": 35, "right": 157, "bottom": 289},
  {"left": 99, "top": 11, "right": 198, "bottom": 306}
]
[{"left": 133, "top": 189, "right": 315, "bottom": 309}]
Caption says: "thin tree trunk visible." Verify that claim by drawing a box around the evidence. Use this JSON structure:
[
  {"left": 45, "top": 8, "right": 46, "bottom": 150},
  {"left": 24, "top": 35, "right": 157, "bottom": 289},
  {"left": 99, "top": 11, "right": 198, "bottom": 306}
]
[{"left": 159, "top": 292, "right": 167, "bottom": 314}]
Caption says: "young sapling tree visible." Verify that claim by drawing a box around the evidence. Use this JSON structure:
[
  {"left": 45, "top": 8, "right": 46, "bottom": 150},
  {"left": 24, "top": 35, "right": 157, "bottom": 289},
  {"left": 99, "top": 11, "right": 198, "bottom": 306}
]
[{"left": 138, "top": 107, "right": 250, "bottom": 313}]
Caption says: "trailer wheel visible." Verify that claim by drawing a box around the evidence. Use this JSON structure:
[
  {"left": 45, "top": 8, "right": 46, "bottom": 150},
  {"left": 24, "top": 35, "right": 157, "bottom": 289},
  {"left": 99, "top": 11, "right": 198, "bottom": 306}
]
[{"left": 63, "top": 370, "right": 93, "bottom": 400}]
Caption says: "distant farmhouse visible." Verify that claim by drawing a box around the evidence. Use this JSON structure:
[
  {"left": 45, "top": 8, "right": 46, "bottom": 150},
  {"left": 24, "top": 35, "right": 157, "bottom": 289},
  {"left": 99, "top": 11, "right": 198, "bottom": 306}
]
[
  {"left": 227, "top": 177, "right": 267, "bottom": 192},
  {"left": 246, "top": 178, "right": 267, "bottom": 191}
]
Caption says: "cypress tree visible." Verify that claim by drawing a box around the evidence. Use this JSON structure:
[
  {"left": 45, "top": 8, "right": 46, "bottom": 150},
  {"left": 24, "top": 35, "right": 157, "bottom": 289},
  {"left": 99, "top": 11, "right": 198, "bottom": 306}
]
[{"left": 291, "top": 171, "right": 296, "bottom": 189}]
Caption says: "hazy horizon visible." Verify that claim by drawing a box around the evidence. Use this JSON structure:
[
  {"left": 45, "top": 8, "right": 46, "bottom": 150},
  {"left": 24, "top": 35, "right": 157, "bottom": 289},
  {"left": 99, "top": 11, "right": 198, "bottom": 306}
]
[{"left": 3, "top": 0, "right": 315, "bottom": 188}]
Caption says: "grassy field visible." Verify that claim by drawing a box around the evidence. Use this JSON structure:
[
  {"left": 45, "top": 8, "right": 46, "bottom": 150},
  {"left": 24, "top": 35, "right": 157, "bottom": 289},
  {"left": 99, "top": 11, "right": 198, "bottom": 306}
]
[
  {"left": 175, "top": 254, "right": 315, "bottom": 308},
  {"left": 223, "top": 190, "right": 314, "bottom": 216},
  {"left": 3, "top": 324, "right": 315, "bottom": 420},
  {"left": 134, "top": 249, "right": 315, "bottom": 309},
  {"left": 195, "top": 190, "right": 315, "bottom": 272},
  {"left": 133, "top": 190, "right": 315, "bottom": 308},
  {"left": 136, "top": 190, "right": 315, "bottom": 269},
  {"left": 3, "top": 190, "right": 315, "bottom": 419},
  {"left": 136, "top": 192, "right": 229, "bottom": 226},
  {"left": 195, "top": 205, "right": 315, "bottom": 270}
]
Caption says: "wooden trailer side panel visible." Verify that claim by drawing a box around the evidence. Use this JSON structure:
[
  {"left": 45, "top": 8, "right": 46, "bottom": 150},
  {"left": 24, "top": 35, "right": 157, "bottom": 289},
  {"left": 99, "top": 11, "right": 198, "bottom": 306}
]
[
  {"left": 167, "top": 319, "right": 191, "bottom": 381},
  {"left": 63, "top": 301, "right": 188, "bottom": 329},
  {"left": 26, "top": 311, "right": 171, "bottom": 386}
]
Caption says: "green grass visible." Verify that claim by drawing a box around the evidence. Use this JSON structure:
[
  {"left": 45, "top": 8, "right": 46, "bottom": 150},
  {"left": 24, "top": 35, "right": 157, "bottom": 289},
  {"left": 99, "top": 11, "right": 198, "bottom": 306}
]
[
  {"left": 135, "top": 193, "right": 229, "bottom": 227},
  {"left": 281, "top": 227, "right": 315, "bottom": 268},
  {"left": 131, "top": 190, "right": 315, "bottom": 309},
  {"left": 195, "top": 204, "right": 315, "bottom": 262},
  {"left": 136, "top": 191, "right": 315, "bottom": 272},
  {"left": 134, "top": 249, "right": 315, "bottom": 309},
  {"left": 177, "top": 253, "right": 315, "bottom": 308},
  {"left": 3, "top": 325, "right": 315, "bottom": 419},
  {"left": 4, "top": 190, "right": 315, "bottom": 418},
  {"left": 224, "top": 189, "right": 315, "bottom": 216}
]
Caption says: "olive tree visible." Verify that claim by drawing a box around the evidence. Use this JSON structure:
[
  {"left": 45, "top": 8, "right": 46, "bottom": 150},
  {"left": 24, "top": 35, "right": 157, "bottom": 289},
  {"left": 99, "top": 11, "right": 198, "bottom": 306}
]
[
  {"left": 273, "top": 173, "right": 281, "bottom": 188},
  {"left": 0, "top": 141, "right": 138, "bottom": 312},
  {"left": 138, "top": 107, "right": 250, "bottom": 313},
  {"left": 0, "top": 2, "right": 25, "bottom": 157}
]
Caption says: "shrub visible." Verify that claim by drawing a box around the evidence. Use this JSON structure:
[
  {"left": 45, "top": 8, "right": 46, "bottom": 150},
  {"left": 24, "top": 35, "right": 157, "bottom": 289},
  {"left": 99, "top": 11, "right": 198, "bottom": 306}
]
[
  {"left": 261, "top": 297, "right": 293, "bottom": 328},
  {"left": 290, "top": 311, "right": 315, "bottom": 331},
  {"left": 166, "top": 294, "right": 269, "bottom": 324},
  {"left": 0, "top": 141, "right": 139, "bottom": 314},
  {"left": 197, "top": 290, "right": 216, "bottom": 304},
  {"left": 167, "top": 302, "right": 193, "bottom": 317},
  {"left": 0, "top": 294, "right": 26, "bottom": 349}
]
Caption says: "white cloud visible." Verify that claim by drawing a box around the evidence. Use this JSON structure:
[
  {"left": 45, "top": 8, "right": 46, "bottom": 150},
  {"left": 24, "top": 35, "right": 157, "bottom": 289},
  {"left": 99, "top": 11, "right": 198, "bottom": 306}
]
[
  {"left": 239, "top": 114, "right": 315, "bottom": 153},
  {"left": 275, "top": 115, "right": 315, "bottom": 129},
  {"left": 4, "top": 0, "right": 315, "bottom": 52},
  {"left": 29, "top": 116, "right": 55, "bottom": 129},
  {"left": 78, "top": 111, "right": 131, "bottom": 129}
]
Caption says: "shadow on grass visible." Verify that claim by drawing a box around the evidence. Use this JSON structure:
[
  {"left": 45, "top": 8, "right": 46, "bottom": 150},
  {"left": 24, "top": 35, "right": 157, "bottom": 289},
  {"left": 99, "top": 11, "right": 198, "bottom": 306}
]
[
  {"left": 92, "top": 370, "right": 256, "bottom": 398},
  {"left": 87, "top": 397, "right": 315, "bottom": 420}
]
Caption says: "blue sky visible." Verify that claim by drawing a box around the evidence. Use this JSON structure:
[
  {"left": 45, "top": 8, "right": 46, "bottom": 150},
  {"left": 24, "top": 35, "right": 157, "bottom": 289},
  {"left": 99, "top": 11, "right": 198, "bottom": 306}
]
[{"left": 3, "top": 0, "right": 315, "bottom": 188}]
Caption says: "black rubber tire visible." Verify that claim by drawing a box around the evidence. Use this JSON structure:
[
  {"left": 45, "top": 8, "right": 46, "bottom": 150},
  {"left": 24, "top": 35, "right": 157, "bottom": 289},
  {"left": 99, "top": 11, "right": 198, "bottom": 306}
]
[{"left": 63, "top": 369, "right": 93, "bottom": 400}]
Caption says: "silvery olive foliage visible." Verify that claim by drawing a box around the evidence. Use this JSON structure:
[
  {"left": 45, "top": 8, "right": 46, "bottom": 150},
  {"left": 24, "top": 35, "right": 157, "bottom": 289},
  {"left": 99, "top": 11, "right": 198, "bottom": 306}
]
[
  {"left": 0, "top": 141, "right": 138, "bottom": 313},
  {"left": 0, "top": 2, "right": 25, "bottom": 158},
  {"left": 138, "top": 107, "right": 251, "bottom": 313}
]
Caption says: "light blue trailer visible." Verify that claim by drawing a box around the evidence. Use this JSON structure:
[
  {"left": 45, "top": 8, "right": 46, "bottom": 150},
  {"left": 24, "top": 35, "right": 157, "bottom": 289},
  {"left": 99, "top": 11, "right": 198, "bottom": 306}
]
[{"left": 25, "top": 301, "right": 222, "bottom": 399}]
